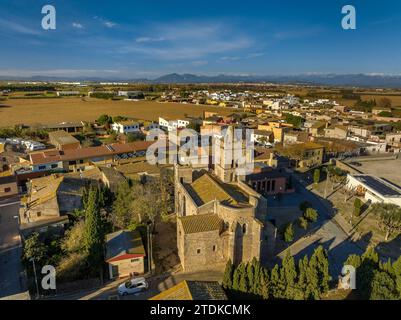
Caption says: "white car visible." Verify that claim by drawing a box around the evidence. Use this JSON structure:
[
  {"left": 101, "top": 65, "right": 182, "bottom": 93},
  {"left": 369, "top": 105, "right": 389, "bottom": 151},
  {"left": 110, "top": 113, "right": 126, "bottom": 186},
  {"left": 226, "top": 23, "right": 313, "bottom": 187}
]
[{"left": 118, "top": 277, "right": 148, "bottom": 296}]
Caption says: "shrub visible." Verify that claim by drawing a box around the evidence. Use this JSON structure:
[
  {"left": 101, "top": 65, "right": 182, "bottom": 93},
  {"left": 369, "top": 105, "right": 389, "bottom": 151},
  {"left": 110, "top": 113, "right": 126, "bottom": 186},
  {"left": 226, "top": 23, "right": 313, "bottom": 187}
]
[
  {"left": 353, "top": 198, "right": 363, "bottom": 217},
  {"left": 298, "top": 217, "right": 309, "bottom": 230},
  {"left": 284, "top": 223, "right": 295, "bottom": 243},
  {"left": 304, "top": 208, "right": 318, "bottom": 223}
]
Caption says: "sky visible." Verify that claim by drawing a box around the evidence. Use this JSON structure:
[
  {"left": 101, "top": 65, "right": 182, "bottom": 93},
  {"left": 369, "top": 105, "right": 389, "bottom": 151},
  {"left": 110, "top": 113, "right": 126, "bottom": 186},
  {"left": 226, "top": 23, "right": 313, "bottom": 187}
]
[{"left": 0, "top": 0, "right": 401, "bottom": 79}]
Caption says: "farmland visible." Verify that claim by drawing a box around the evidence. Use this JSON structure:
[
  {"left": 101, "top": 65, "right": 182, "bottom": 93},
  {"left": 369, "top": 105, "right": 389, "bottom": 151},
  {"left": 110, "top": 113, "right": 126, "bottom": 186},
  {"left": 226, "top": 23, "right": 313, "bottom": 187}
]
[{"left": 0, "top": 97, "right": 239, "bottom": 127}]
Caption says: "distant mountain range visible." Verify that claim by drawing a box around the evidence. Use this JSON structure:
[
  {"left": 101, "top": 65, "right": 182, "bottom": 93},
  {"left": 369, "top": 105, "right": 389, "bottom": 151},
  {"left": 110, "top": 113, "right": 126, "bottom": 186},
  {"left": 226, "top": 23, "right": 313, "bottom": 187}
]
[{"left": 2, "top": 73, "right": 401, "bottom": 88}]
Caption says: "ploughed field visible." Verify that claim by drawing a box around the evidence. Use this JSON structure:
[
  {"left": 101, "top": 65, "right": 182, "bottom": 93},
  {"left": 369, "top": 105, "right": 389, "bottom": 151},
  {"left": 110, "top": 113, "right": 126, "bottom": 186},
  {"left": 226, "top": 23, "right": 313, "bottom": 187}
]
[{"left": 0, "top": 97, "right": 237, "bottom": 127}]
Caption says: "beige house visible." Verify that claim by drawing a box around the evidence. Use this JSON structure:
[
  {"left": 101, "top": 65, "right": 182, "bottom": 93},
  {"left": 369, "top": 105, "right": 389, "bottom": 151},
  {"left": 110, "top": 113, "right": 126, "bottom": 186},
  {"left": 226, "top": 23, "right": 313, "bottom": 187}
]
[
  {"left": 49, "top": 130, "right": 81, "bottom": 151},
  {"left": 324, "top": 125, "right": 348, "bottom": 140},
  {"left": 105, "top": 230, "right": 146, "bottom": 279},
  {"left": 0, "top": 175, "right": 18, "bottom": 200},
  {"left": 298, "top": 142, "right": 325, "bottom": 168}
]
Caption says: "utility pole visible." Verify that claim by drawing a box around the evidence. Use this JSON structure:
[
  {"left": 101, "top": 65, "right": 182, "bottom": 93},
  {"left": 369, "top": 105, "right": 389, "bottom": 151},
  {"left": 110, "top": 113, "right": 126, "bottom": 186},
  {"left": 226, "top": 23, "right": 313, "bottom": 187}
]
[{"left": 146, "top": 221, "right": 153, "bottom": 274}]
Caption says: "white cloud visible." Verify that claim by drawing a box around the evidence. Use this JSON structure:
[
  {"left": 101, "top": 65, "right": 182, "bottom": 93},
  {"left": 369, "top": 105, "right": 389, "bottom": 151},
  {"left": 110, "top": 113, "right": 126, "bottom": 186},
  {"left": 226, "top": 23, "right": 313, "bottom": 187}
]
[
  {"left": 120, "top": 21, "right": 253, "bottom": 60},
  {"left": 0, "top": 18, "right": 41, "bottom": 36},
  {"left": 72, "top": 22, "right": 84, "bottom": 29},
  {"left": 104, "top": 21, "right": 117, "bottom": 28},
  {"left": 135, "top": 37, "right": 166, "bottom": 43},
  {"left": 93, "top": 16, "right": 117, "bottom": 28}
]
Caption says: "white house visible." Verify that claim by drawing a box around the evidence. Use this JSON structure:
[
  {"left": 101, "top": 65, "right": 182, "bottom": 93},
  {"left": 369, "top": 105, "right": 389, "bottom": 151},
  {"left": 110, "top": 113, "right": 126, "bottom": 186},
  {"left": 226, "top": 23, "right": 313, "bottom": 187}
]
[
  {"left": 251, "top": 130, "right": 274, "bottom": 147},
  {"left": 158, "top": 117, "right": 190, "bottom": 132},
  {"left": 112, "top": 121, "right": 140, "bottom": 134},
  {"left": 346, "top": 174, "right": 401, "bottom": 207}
]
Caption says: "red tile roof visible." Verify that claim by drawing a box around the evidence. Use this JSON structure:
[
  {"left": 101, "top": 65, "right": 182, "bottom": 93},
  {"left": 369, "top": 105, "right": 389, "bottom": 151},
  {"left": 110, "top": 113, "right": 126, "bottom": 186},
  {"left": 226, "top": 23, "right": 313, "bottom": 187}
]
[{"left": 30, "top": 141, "right": 153, "bottom": 165}]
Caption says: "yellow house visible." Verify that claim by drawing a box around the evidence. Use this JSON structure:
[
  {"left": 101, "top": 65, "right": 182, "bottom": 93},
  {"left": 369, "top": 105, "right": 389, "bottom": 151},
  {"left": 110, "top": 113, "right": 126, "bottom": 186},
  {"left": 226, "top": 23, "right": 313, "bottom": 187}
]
[{"left": 258, "top": 122, "right": 292, "bottom": 143}]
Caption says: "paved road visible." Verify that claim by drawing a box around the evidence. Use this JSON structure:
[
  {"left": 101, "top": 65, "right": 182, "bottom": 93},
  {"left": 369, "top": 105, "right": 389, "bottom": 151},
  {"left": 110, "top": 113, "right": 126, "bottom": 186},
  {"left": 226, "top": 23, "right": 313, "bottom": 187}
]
[
  {"left": 288, "top": 176, "right": 364, "bottom": 277},
  {"left": 0, "top": 200, "right": 28, "bottom": 299},
  {"left": 44, "top": 269, "right": 224, "bottom": 300}
]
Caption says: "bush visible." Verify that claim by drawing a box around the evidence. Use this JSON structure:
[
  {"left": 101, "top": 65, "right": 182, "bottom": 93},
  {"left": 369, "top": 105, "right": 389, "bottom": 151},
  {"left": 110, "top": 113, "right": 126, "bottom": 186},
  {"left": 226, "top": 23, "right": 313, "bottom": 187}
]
[
  {"left": 284, "top": 223, "right": 295, "bottom": 243},
  {"left": 298, "top": 217, "right": 309, "bottom": 230},
  {"left": 353, "top": 198, "right": 363, "bottom": 217},
  {"left": 304, "top": 208, "right": 318, "bottom": 223}
]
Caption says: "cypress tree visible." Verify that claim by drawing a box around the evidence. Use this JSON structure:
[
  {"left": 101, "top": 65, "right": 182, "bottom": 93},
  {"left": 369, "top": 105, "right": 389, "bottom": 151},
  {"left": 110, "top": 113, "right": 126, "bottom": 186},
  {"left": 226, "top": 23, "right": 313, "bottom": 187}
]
[
  {"left": 232, "top": 266, "right": 241, "bottom": 291},
  {"left": 282, "top": 251, "right": 297, "bottom": 299},
  {"left": 312, "top": 246, "right": 330, "bottom": 293},
  {"left": 246, "top": 260, "right": 255, "bottom": 292},
  {"left": 222, "top": 259, "right": 234, "bottom": 289},
  {"left": 270, "top": 264, "right": 281, "bottom": 299},
  {"left": 238, "top": 263, "right": 248, "bottom": 293},
  {"left": 260, "top": 268, "right": 270, "bottom": 300},
  {"left": 84, "top": 188, "right": 104, "bottom": 269},
  {"left": 306, "top": 253, "right": 320, "bottom": 300}
]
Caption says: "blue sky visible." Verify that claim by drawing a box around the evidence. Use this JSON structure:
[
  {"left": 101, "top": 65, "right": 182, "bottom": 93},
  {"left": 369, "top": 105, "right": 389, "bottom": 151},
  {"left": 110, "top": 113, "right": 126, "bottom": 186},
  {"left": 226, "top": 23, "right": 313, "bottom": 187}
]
[{"left": 0, "top": 0, "right": 401, "bottom": 78}]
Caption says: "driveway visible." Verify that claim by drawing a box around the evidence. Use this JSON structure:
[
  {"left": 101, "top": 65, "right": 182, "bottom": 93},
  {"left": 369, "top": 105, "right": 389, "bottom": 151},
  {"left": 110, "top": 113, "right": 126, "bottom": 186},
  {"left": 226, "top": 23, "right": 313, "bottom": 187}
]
[{"left": 0, "top": 199, "right": 28, "bottom": 299}]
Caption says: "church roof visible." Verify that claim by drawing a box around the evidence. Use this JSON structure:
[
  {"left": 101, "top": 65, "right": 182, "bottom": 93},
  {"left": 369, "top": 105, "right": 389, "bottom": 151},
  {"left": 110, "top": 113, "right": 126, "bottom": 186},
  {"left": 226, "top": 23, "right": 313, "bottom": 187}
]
[
  {"left": 179, "top": 213, "right": 223, "bottom": 234},
  {"left": 185, "top": 173, "right": 250, "bottom": 207},
  {"left": 150, "top": 280, "right": 227, "bottom": 300}
]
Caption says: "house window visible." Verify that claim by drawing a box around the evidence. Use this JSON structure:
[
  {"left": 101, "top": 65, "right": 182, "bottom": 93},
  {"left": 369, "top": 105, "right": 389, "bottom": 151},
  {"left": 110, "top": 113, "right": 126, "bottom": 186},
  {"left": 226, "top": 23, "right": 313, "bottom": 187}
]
[
  {"left": 212, "top": 245, "right": 217, "bottom": 252},
  {"left": 36, "top": 212, "right": 42, "bottom": 217},
  {"left": 242, "top": 224, "right": 247, "bottom": 235},
  {"left": 4, "top": 187, "right": 11, "bottom": 193},
  {"left": 197, "top": 249, "right": 201, "bottom": 254},
  {"left": 131, "top": 258, "right": 140, "bottom": 263}
]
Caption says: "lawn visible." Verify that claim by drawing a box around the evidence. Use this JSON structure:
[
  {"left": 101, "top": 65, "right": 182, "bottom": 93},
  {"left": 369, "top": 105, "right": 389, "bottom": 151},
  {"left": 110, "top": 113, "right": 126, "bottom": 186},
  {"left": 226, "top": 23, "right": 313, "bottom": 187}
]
[{"left": 0, "top": 97, "right": 240, "bottom": 127}]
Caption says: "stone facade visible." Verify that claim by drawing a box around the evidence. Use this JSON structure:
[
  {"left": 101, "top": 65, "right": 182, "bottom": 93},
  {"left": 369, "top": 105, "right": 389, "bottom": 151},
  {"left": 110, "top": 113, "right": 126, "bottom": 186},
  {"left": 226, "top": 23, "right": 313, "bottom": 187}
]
[{"left": 175, "top": 166, "right": 275, "bottom": 272}]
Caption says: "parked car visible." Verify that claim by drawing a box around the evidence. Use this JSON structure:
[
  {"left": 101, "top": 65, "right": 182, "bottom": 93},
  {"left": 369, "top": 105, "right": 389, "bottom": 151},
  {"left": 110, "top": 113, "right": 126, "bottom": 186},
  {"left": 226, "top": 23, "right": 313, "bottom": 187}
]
[{"left": 118, "top": 277, "right": 148, "bottom": 296}]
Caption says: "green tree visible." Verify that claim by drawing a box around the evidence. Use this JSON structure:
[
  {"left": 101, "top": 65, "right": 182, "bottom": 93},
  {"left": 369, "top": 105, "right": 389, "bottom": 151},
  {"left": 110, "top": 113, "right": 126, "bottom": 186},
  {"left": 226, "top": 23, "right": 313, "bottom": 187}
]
[
  {"left": 270, "top": 264, "right": 284, "bottom": 299},
  {"left": 304, "top": 208, "right": 318, "bottom": 223},
  {"left": 238, "top": 263, "right": 248, "bottom": 293},
  {"left": 97, "top": 114, "right": 112, "bottom": 125},
  {"left": 112, "top": 181, "right": 133, "bottom": 230},
  {"left": 284, "top": 223, "right": 295, "bottom": 243},
  {"left": 372, "top": 203, "right": 401, "bottom": 241},
  {"left": 83, "top": 188, "right": 104, "bottom": 269},
  {"left": 313, "top": 169, "right": 321, "bottom": 186},
  {"left": 282, "top": 252, "right": 297, "bottom": 299},
  {"left": 353, "top": 198, "right": 363, "bottom": 217},
  {"left": 370, "top": 271, "right": 398, "bottom": 300},
  {"left": 298, "top": 217, "right": 309, "bottom": 230},
  {"left": 392, "top": 256, "right": 401, "bottom": 297},
  {"left": 23, "top": 232, "right": 47, "bottom": 265},
  {"left": 222, "top": 259, "right": 234, "bottom": 289},
  {"left": 310, "top": 246, "right": 330, "bottom": 293}
]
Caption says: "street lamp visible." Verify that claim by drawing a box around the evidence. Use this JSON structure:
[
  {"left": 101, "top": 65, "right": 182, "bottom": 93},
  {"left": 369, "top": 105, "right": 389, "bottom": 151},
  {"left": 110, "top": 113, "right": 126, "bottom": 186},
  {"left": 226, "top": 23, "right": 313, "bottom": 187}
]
[{"left": 30, "top": 258, "right": 40, "bottom": 299}]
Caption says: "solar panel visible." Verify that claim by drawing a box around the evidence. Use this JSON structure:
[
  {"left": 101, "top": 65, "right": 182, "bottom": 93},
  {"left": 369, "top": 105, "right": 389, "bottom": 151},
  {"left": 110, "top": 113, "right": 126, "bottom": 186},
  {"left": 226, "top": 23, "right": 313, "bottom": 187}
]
[{"left": 358, "top": 175, "right": 401, "bottom": 197}]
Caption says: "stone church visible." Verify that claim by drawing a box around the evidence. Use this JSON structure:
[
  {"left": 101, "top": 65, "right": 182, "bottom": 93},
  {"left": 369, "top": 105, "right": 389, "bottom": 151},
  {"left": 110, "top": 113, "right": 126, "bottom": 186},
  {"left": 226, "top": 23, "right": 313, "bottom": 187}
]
[{"left": 175, "top": 129, "right": 276, "bottom": 272}]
